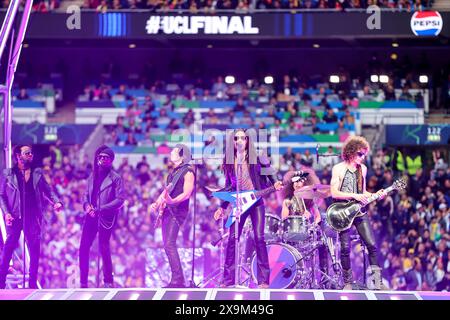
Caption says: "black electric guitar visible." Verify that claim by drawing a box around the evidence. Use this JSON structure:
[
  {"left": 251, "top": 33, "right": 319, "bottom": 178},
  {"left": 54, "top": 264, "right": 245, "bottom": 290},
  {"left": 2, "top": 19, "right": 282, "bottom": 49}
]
[
  {"left": 326, "top": 179, "right": 407, "bottom": 232},
  {"left": 150, "top": 183, "right": 173, "bottom": 228}
]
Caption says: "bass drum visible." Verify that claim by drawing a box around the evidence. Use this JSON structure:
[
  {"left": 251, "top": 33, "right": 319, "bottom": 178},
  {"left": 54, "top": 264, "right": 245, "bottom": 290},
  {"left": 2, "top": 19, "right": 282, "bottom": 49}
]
[{"left": 251, "top": 242, "right": 304, "bottom": 289}]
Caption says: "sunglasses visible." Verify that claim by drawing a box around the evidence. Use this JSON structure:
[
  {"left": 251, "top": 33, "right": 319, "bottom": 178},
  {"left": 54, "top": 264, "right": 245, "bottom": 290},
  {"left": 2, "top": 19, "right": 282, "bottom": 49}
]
[
  {"left": 234, "top": 136, "right": 248, "bottom": 141},
  {"left": 292, "top": 176, "right": 307, "bottom": 183},
  {"left": 356, "top": 151, "right": 367, "bottom": 158},
  {"left": 98, "top": 155, "right": 111, "bottom": 160}
]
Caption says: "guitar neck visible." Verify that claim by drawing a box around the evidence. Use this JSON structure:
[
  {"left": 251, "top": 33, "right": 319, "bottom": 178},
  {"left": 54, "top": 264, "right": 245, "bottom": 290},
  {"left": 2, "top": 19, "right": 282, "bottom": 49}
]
[
  {"left": 366, "top": 185, "right": 396, "bottom": 205},
  {"left": 255, "top": 185, "right": 276, "bottom": 198}
]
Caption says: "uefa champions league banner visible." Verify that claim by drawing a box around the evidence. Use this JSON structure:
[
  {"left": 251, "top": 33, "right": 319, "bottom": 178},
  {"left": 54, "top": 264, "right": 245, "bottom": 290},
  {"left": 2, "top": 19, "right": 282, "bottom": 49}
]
[{"left": 4, "top": 11, "right": 447, "bottom": 39}]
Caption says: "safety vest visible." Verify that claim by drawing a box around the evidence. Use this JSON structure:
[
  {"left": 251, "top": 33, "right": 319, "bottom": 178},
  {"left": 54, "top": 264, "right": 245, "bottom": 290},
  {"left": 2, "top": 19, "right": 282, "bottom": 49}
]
[
  {"left": 406, "top": 155, "right": 422, "bottom": 175},
  {"left": 396, "top": 151, "right": 405, "bottom": 172}
]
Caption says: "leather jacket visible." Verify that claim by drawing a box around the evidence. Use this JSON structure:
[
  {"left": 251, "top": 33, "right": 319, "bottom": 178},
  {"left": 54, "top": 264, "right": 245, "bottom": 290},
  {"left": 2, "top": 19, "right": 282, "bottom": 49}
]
[
  {"left": 0, "top": 167, "right": 60, "bottom": 220},
  {"left": 220, "top": 158, "right": 277, "bottom": 209},
  {"left": 84, "top": 169, "right": 125, "bottom": 216}
]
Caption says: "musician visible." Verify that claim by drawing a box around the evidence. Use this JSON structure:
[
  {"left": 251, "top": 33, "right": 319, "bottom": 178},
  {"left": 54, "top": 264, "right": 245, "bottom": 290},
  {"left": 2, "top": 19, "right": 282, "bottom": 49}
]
[
  {"left": 0, "top": 144, "right": 63, "bottom": 289},
  {"left": 281, "top": 168, "right": 330, "bottom": 283},
  {"left": 330, "top": 136, "right": 387, "bottom": 290},
  {"left": 214, "top": 129, "right": 283, "bottom": 288},
  {"left": 150, "top": 144, "right": 194, "bottom": 288},
  {"left": 80, "top": 145, "right": 125, "bottom": 288}
]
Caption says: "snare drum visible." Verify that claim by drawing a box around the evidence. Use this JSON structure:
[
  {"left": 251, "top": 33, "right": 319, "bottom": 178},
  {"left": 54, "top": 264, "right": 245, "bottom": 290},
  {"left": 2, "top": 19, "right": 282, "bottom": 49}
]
[
  {"left": 282, "top": 216, "right": 312, "bottom": 242},
  {"left": 264, "top": 214, "right": 281, "bottom": 242}
]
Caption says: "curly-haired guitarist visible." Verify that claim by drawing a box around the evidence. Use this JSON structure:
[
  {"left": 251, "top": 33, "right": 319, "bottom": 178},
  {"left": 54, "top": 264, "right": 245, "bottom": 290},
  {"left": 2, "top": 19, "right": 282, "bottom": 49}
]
[{"left": 330, "top": 136, "right": 387, "bottom": 290}]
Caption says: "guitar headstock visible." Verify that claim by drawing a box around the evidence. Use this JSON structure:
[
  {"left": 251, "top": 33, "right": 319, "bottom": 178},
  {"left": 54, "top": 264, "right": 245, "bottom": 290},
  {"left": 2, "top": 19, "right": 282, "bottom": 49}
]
[{"left": 393, "top": 178, "right": 407, "bottom": 191}]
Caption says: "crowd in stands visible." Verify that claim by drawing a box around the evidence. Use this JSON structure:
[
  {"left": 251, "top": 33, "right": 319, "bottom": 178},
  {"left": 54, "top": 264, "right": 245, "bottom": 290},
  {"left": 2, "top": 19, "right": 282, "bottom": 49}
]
[
  {"left": 84, "top": 67, "right": 430, "bottom": 148},
  {"left": 0, "top": 0, "right": 435, "bottom": 13},
  {"left": 1, "top": 138, "right": 446, "bottom": 290},
  {"left": 78, "top": 0, "right": 434, "bottom": 12}
]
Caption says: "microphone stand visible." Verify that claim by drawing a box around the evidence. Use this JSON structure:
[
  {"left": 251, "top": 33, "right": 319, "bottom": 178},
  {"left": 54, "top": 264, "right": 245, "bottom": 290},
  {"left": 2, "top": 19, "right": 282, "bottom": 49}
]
[
  {"left": 234, "top": 161, "right": 242, "bottom": 288},
  {"left": 188, "top": 158, "right": 201, "bottom": 288}
]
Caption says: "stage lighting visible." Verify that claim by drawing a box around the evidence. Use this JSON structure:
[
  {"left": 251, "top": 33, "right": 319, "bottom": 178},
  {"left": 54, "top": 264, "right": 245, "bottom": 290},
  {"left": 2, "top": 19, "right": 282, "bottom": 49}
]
[
  {"left": 379, "top": 75, "right": 389, "bottom": 83},
  {"left": 264, "top": 76, "right": 274, "bottom": 84},
  {"left": 370, "top": 75, "right": 379, "bottom": 83},
  {"left": 392, "top": 42, "right": 399, "bottom": 48},
  {"left": 129, "top": 44, "right": 136, "bottom": 48},
  {"left": 23, "top": 43, "right": 29, "bottom": 48},
  {"left": 225, "top": 76, "right": 235, "bottom": 84},
  {"left": 313, "top": 44, "right": 320, "bottom": 48},
  {"left": 419, "top": 75, "right": 429, "bottom": 84},
  {"left": 329, "top": 75, "right": 340, "bottom": 83},
  {"left": 390, "top": 53, "right": 398, "bottom": 60},
  {"left": 207, "top": 44, "right": 213, "bottom": 49}
]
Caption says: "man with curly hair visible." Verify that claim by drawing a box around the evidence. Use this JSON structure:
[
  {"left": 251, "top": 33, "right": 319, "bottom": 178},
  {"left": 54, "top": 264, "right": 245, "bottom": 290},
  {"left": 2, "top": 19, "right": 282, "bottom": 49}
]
[{"left": 330, "top": 136, "right": 388, "bottom": 290}]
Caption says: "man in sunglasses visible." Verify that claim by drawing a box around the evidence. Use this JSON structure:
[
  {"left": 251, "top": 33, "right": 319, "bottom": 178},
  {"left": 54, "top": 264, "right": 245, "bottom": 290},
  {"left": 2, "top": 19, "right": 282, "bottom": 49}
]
[
  {"left": 330, "top": 136, "right": 387, "bottom": 290},
  {"left": 79, "top": 145, "right": 125, "bottom": 288},
  {"left": 0, "top": 144, "right": 63, "bottom": 289},
  {"left": 214, "top": 129, "right": 283, "bottom": 288}
]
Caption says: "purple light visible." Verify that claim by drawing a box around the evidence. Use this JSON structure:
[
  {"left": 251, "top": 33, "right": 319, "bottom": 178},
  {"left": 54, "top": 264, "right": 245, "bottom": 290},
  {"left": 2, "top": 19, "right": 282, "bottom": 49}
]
[
  {"left": 40, "top": 293, "right": 54, "bottom": 300},
  {"left": 79, "top": 293, "right": 93, "bottom": 300},
  {"left": 128, "top": 293, "right": 140, "bottom": 300},
  {"left": 234, "top": 293, "right": 243, "bottom": 300},
  {"left": 178, "top": 293, "right": 188, "bottom": 300}
]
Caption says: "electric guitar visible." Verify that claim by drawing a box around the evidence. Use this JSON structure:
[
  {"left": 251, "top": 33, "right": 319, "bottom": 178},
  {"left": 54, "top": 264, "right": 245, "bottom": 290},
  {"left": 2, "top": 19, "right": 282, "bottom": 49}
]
[
  {"left": 326, "top": 179, "right": 407, "bottom": 232},
  {"left": 150, "top": 183, "right": 173, "bottom": 228},
  {"left": 213, "top": 184, "right": 281, "bottom": 228}
]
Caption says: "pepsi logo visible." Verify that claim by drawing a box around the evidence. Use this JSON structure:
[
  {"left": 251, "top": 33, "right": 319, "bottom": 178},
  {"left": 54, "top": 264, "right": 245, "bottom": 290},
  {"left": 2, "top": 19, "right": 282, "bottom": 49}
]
[{"left": 410, "top": 11, "right": 443, "bottom": 36}]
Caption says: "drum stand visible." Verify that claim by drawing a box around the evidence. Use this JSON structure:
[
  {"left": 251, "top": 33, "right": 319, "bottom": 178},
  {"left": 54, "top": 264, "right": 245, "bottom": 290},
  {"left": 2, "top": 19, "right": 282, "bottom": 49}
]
[
  {"left": 199, "top": 217, "right": 228, "bottom": 288},
  {"left": 316, "top": 231, "right": 343, "bottom": 289}
]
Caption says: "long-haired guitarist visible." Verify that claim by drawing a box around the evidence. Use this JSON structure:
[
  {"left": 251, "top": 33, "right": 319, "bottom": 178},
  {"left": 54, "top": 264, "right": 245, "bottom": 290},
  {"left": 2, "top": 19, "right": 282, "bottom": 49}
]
[
  {"left": 213, "top": 129, "right": 283, "bottom": 288},
  {"left": 329, "top": 136, "right": 387, "bottom": 290},
  {"left": 150, "top": 144, "right": 194, "bottom": 288}
]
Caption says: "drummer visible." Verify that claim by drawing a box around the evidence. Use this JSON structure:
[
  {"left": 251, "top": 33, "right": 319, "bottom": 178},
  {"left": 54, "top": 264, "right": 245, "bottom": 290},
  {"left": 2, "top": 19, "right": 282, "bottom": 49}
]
[
  {"left": 281, "top": 168, "right": 331, "bottom": 287},
  {"left": 281, "top": 168, "right": 321, "bottom": 223}
]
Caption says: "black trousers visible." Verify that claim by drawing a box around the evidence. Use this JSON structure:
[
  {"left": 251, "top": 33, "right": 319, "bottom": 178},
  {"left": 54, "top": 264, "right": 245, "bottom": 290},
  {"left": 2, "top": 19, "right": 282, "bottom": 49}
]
[
  {"left": 79, "top": 215, "right": 114, "bottom": 285},
  {"left": 339, "top": 215, "right": 379, "bottom": 283},
  {"left": 0, "top": 217, "right": 40, "bottom": 288},
  {"left": 223, "top": 205, "right": 270, "bottom": 285},
  {"left": 162, "top": 211, "right": 187, "bottom": 285}
]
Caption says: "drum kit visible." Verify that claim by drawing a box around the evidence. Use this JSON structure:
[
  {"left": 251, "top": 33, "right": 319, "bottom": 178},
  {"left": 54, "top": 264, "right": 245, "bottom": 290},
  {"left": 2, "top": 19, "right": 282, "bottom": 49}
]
[{"left": 242, "top": 184, "right": 344, "bottom": 289}]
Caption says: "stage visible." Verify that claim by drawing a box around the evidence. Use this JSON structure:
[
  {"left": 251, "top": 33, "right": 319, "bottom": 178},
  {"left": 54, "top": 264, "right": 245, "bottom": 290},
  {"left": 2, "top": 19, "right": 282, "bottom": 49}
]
[{"left": 0, "top": 288, "right": 449, "bottom": 300}]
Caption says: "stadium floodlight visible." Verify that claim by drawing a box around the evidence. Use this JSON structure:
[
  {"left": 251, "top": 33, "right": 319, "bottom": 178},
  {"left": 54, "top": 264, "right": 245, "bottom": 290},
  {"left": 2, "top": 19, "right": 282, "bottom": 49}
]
[
  {"left": 370, "top": 75, "right": 379, "bottom": 83},
  {"left": 225, "top": 76, "right": 235, "bottom": 84},
  {"left": 419, "top": 75, "right": 429, "bottom": 84},
  {"left": 379, "top": 75, "right": 389, "bottom": 83},
  {"left": 264, "top": 76, "right": 274, "bottom": 85},
  {"left": 329, "top": 75, "right": 340, "bottom": 84}
]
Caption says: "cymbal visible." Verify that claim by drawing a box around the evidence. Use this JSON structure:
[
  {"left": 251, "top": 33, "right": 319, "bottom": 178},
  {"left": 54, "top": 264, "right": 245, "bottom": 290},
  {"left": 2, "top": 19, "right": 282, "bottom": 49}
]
[{"left": 294, "top": 184, "right": 331, "bottom": 199}]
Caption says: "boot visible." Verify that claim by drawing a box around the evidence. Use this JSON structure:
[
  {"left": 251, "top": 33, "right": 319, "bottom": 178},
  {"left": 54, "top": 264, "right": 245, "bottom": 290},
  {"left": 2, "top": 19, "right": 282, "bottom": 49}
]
[
  {"left": 342, "top": 269, "right": 353, "bottom": 290},
  {"left": 371, "top": 265, "right": 389, "bottom": 290}
]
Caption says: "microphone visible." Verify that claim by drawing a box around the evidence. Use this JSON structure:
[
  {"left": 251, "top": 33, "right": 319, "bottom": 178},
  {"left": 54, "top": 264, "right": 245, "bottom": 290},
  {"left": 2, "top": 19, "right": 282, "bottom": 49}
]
[{"left": 316, "top": 144, "right": 320, "bottom": 163}]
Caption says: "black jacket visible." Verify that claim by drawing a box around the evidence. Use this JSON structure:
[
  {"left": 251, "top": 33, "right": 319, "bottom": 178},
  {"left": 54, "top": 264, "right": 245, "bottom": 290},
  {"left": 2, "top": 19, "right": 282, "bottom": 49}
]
[
  {"left": 84, "top": 169, "right": 125, "bottom": 217},
  {"left": 0, "top": 168, "right": 60, "bottom": 220}
]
